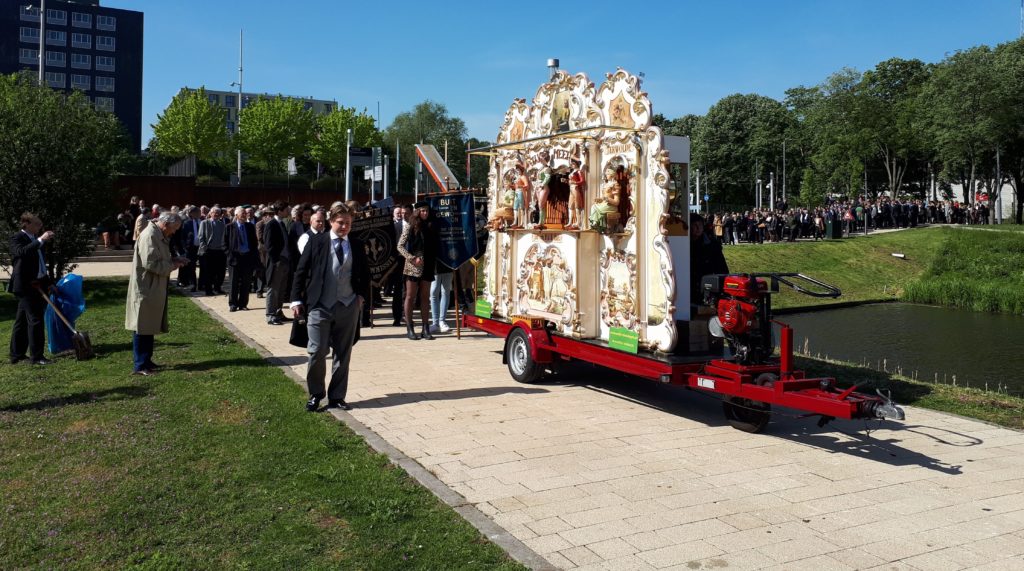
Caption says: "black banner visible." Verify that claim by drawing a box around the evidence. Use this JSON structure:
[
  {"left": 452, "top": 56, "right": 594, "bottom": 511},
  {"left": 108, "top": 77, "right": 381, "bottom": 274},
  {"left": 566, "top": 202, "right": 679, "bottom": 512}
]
[
  {"left": 428, "top": 192, "right": 478, "bottom": 270},
  {"left": 351, "top": 211, "right": 399, "bottom": 287}
]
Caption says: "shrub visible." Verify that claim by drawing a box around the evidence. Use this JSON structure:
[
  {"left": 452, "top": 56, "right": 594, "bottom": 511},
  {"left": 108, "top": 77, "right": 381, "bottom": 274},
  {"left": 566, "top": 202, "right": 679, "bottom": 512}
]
[{"left": 310, "top": 176, "right": 343, "bottom": 191}]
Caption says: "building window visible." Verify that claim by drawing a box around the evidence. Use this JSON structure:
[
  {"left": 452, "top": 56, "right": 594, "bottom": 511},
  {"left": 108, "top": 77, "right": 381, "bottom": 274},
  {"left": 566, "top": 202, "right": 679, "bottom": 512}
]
[
  {"left": 96, "top": 36, "right": 115, "bottom": 51},
  {"left": 208, "top": 93, "right": 220, "bottom": 105},
  {"left": 324, "top": 104, "right": 332, "bottom": 113},
  {"left": 46, "top": 30, "right": 66, "bottom": 47},
  {"left": 303, "top": 102, "right": 313, "bottom": 111},
  {"left": 20, "top": 6, "right": 40, "bottom": 22},
  {"left": 71, "top": 53, "right": 91, "bottom": 69},
  {"left": 72, "top": 12, "right": 92, "bottom": 28},
  {"left": 71, "top": 74, "right": 90, "bottom": 90},
  {"left": 96, "top": 15, "right": 116, "bottom": 31},
  {"left": 241, "top": 96, "right": 252, "bottom": 109},
  {"left": 96, "top": 56, "right": 114, "bottom": 71},
  {"left": 45, "top": 72, "right": 65, "bottom": 88},
  {"left": 95, "top": 76, "right": 115, "bottom": 92},
  {"left": 95, "top": 97, "right": 115, "bottom": 113},
  {"left": 19, "top": 48, "right": 39, "bottom": 65},
  {"left": 46, "top": 9, "right": 66, "bottom": 26},
  {"left": 46, "top": 51, "right": 65, "bottom": 67},
  {"left": 72, "top": 33, "right": 91, "bottom": 49},
  {"left": 226, "top": 121, "right": 235, "bottom": 134},
  {"left": 225, "top": 95, "right": 236, "bottom": 107},
  {"left": 20, "top": 27, "right": 40, "bottom": 43}
]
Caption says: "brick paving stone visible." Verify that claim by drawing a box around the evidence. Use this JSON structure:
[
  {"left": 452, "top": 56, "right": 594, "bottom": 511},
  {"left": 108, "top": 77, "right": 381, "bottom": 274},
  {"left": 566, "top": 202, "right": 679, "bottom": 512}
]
[
  {"left": 157, "top": 279, "right": 1024, "bottom": 571},
  {"left": 558, "top": 546, "right": 602, "bottom": 567},
  {"left": 637, "top": 540, "right": 724, "bottom": 568}
]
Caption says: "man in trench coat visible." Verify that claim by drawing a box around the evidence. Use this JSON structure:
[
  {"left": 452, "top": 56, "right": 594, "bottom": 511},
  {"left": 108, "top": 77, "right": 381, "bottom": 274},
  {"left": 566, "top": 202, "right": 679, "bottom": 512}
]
[{"left": 125, "top": 211, "right": 187, "bottom": 376}]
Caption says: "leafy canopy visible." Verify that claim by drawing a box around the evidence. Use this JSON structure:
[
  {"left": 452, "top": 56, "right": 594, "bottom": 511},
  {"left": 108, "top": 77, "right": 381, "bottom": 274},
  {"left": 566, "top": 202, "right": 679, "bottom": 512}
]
[{"left": 151, "top": 87, "right": 230, "bottom": 161}]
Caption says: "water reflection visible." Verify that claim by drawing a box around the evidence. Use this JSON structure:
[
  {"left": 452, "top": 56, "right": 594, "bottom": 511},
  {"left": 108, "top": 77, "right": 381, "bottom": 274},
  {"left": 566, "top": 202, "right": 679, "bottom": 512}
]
[{"left": 779, "top": 304, "right": 1024, "bottom": 394}]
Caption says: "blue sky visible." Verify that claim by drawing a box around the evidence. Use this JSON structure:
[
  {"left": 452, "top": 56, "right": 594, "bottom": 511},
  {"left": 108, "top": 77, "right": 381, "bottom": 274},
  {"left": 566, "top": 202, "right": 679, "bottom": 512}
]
[{"left": 107, "top": 0, "right": 1021, "bottom": 149}]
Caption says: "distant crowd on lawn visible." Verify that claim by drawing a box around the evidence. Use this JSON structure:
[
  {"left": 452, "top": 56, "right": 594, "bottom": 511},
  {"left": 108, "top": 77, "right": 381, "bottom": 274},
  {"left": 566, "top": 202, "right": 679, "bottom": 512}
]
[{"left": 708, "top": 198, "right": 993, "bottom": 245}]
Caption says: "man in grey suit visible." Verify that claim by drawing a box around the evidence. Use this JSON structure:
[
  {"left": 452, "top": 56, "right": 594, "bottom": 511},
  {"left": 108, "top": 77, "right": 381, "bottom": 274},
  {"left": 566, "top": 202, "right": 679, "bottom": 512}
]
[
  {"left": 198, "top": 207, "right": 227, "bottom": 296},
  {"left": 290, "top": 203, "right": 370, "bottom": 412}
]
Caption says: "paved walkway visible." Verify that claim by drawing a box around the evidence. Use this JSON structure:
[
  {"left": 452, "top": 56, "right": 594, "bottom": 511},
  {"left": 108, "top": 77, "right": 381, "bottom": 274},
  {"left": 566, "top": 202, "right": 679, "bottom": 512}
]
[{"left": 66, "top": 263, "right": 1024, "bottom": 569}]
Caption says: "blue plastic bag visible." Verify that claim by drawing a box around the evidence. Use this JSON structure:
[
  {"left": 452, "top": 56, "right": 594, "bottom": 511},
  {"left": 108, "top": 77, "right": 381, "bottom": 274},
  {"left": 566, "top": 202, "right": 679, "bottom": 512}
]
[{"left": 45, "top": 273, "right": 86, "bottom": 354}]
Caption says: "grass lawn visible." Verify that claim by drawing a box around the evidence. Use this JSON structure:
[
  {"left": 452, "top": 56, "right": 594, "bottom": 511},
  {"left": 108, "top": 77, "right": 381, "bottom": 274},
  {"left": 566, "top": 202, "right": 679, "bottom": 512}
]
[{"left": 0, "top": 280, "right": 524, "bottom": 570}]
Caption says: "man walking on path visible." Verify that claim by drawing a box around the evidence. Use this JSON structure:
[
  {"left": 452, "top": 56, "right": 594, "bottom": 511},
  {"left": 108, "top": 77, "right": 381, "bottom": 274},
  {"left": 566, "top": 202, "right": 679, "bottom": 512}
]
[
  {"left": 290, "top": 204, "right": 369, "bottom": 412},
  {"left": 8, "top": 213, "right": 55, "bottom": 365}
]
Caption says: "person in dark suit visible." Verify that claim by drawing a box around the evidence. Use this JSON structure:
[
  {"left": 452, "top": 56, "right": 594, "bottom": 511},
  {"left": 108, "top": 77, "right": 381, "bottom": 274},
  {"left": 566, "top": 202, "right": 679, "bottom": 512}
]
[
  {"left": 264, "top": 201, "right": 291, "bottom": 325},
  {"left": 226, "top": 206, "right": 259, "bottom": 312},
  {"left": 179, "top": 206, "right": 202, "bottom": 291},
  {"left": 290, "top": 203, "right": 370, "bottom": 412},
  {"left": 8, "top": 213, "right": 55, "bottom": 365},
  {"left": 387, "top": 205, "right": 408, "bottom": 326}
]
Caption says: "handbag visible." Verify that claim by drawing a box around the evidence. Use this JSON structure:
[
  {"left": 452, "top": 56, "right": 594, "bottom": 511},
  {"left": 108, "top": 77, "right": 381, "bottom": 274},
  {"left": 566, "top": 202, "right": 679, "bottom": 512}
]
[{"left": 288, "top": 318, "right": 308, "bottom": 348}]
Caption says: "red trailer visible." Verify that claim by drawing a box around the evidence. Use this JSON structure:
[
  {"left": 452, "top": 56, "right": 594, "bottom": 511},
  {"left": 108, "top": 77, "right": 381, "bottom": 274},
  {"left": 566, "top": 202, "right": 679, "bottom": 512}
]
[{"left": 465, "top": 272, "right": 904, "bottom": 433}]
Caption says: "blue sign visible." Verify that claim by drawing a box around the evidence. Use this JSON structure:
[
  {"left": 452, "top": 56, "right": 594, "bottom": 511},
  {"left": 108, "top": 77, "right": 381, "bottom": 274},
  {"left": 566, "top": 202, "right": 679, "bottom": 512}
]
[
  {"left": 428, "top": 192, "right": 478, "bottom": 269},
  {"left": 704, "top": 194, "right": 710, "bottom": 201}
]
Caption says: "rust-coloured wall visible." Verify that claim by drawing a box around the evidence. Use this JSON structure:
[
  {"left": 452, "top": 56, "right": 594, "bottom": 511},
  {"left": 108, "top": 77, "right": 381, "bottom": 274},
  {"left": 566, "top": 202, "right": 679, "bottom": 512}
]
[{"left": 115, "top": 176, "right": 380, "bottom": 209}]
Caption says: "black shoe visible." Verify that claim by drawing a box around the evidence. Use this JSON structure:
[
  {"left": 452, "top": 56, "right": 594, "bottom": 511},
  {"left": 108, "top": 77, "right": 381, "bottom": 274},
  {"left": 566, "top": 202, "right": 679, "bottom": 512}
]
[
  {"left": 327, "top": 399, "right": 352, "bottom": 411},
  {"left": 421, "top": 325, "right": 434, "bottom": 340},
  {"left": 306, "top": 396, "right": 322, "bottom": 412},
  {"left": 406, "top": 323, "right": 420, "bottom": 340},
  {"left": 190, "top": 286, "right": 198, "bottom": 293},
  {"left": 267, "top": 317, "right": 284, "bottom": 325},
  {"left": 205, "top": 290, "right": 214, "bottom": 296},
  {"left": 229, "top": 306, "right": 238, "bottom": 312},
  {"left": 145, "top": 361, "right": 161, "bottom": 371},
  {"left": 132, "top": 369, "right": 155, "bottom": 377},
  {"left": 392, "top": 320, "right": 402, "bottom": 327},
  {"left": 256, "top": 292, "right": 264, "bottom": 298},
  {"left": 31, "top": 358, "right": 55, "bottom": 366},
  {"left": 215, "top": 288, "right": 226, "bottom": 295},
  {"left": 10, "top": 356, "right": 26, "bottom": 365}
]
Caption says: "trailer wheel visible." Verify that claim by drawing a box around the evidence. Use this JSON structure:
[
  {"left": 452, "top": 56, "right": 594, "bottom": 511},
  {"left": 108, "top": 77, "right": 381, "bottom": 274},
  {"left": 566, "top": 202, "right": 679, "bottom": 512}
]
[
  {"left": 723, "top": 398, "right": 771, "bottom": 433},
  {"left": 723, "top": 372, "right": 775, "bottom": 433},
  {"left": 506, "top": 329, "right": 544, "bottom": 384}
]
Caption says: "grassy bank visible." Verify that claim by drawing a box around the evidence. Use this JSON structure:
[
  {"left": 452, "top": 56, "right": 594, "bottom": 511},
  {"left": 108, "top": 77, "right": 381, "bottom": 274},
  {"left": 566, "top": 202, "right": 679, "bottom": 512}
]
[
  {"left": 797, "top": 355, "right": 1024, "bottom": 430},
  {"left": 724, "top": 227, "right": 945, "bottom": 309},
  {"left": 725, "top": 225, "right": 1024, "bottom": 313},
  {"left": 0, "top": 281, "right": 522, "bottom": 570},
  {"left": 902, "top": 228, "right": 1024, "bottom": 313}
]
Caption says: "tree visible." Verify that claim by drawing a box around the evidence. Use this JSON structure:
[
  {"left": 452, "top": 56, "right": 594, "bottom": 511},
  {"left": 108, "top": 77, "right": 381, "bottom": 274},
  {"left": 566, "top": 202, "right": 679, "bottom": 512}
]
[
  {"left": 309, "top": 106, "right": 381, "bottom": 175},
  {"left": 992, "top": 38, "right": 1024, "bottom": 223},
  {"left": 693, "top": 94, "right": 791, "bottom": 206},
  {"left": 384, "top": 101, "right": 468, "bottom": 193},
  {"left": 0, "top": 72, "right": 128, "bottom": 276},
  {"left": 150, "top": 87, "right": 230, "bottom": 162},
  {"left": 920, "top": 46, "right": 1000, "bottom": 206},
  {"left": 236, "top": 96, "right": 315, "bottom": 173},
  {"left": 858, "top": 58, "right": 929, "bottom": 196}
]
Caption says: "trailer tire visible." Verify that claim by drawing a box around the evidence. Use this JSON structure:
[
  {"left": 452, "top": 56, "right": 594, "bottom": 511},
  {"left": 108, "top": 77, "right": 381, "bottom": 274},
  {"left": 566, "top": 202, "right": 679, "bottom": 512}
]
[
  {"left": 723, "top": 398, "right": 771, "bottom": 433},
  {"left": 506, "top": 329, "right": 544, "bottom": 384}
]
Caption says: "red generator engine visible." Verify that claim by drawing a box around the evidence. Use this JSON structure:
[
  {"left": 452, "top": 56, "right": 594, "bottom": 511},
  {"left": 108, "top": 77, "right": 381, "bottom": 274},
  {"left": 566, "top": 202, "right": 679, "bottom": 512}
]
[{"left": 701, "top": 273, "right": 841, "bottom": 365}]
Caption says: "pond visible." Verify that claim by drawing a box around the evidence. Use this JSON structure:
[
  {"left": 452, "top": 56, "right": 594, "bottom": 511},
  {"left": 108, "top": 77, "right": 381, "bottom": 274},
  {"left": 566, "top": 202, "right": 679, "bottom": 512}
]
[{"left": 778, "top": 303, "right": 1024, "bottom": 395}]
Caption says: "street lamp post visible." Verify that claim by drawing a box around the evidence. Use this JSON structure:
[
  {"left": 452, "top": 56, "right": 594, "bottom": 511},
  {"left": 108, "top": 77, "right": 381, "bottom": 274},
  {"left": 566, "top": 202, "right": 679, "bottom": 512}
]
[
  {"left": 229, "top": 30, "right": 243, "bottom": 185},
  {"left": 22, "top": 1, "right": 45, "bottom": 83}
]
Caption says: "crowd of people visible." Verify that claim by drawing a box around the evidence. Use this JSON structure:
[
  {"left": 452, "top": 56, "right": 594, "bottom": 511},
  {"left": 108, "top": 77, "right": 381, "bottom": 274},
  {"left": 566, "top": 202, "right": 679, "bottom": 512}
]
[
  {"left": 114, "top": 196, "right": 475, "bottom": 412},
  {"left": 707, "top": 198, "right": 993, "bottom": 244}
]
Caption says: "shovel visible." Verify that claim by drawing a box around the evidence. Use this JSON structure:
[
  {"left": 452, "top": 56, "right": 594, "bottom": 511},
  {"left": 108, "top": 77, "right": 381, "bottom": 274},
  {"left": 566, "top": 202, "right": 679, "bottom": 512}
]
[{"left": 36, "top": 286, "right": 94, "bottom": 361}]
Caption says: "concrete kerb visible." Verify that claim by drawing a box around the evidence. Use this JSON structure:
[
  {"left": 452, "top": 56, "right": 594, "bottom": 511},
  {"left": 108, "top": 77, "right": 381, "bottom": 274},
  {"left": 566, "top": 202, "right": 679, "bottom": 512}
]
[{"left": 192, "top": 296, "right": 556, "bottom": 571}]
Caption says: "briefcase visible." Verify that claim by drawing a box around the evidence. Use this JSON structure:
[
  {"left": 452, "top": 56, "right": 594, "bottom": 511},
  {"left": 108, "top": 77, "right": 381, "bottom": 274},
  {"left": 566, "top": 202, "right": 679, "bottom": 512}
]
[{"left": 288, "top": 318, "right": 308, "bottom": 348}]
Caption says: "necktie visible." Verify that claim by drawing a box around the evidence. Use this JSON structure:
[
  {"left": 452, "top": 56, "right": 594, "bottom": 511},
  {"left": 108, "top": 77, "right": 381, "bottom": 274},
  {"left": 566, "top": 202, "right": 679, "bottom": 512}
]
[
  {"left": 238, "top": 223, "right": 247, "bottom": 250},
  {"left": 334, "top": 238, "right": 345, "bottom": 267}
]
